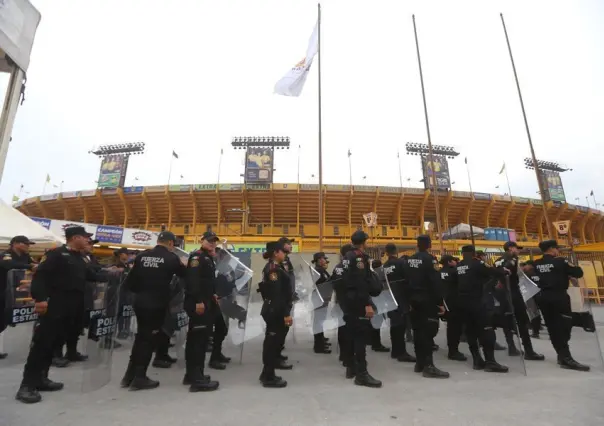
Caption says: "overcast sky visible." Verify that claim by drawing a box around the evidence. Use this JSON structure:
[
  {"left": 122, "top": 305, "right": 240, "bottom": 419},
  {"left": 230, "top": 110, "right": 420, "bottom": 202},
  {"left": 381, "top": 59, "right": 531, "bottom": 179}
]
[{"left": 0, "top": 0, "right": 602, "bottom": 208}]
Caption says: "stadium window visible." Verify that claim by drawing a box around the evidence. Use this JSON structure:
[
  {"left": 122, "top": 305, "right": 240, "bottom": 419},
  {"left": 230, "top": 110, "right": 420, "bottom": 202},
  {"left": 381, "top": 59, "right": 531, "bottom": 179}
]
[
  {"left": 257, "top": 224, "right": 263, "bottom": 235},
  {"left": 382, "top": 226, "right": 387, "bottom": 236},
  {"left": 334, "top": 226, "right": 339, "bottom": 236}
]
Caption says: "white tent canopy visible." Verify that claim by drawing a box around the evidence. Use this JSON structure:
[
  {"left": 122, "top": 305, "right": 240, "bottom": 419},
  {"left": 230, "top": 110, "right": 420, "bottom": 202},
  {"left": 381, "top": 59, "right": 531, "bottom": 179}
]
[
  {"left": 443, "top": 223, "right": 485, "bottom": 239},
  {"left": 0, "top": 199, "right": 63, "bottom": 247}
]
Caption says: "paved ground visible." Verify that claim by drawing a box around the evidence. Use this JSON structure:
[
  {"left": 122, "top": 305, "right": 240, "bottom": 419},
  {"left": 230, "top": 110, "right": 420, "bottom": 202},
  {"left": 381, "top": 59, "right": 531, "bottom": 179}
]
[{"left": 1, "top": 306, "right": 604, "bottom": 426}]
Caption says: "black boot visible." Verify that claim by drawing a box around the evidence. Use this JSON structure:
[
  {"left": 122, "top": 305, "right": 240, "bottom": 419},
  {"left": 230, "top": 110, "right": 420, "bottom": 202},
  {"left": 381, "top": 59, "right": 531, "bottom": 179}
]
[
  {"left": 152, "top": 358, "right": 172, "bottom": 369},
  {"left": 276, "top": 360, "right": 293, "bottom": 370},
  {"left": 414, "top": 362, "right": 424, "bottom": 373},
  {"left": 345, "top": 365, "right": 356, "bottom": 379},
  {"left": 354, "top": 371, "right": 382, "bottom": 388},
  {"left": 189, "top": 373, "right": 219, "bottom": 392},
  {"left": 215, "top": 353, "right": 231, "bottom": 364},
  {"left": 560, "top": 357, "right": 590, "bottom": 372},
  {"left": 397, "top": 352, "right": 417, "bottom": 363},
  {"left": 66, "top": 351, "right": 88, "bottom": 362},
  {"left": 0, "top": 352, "right": 7, "bottom": 359},
  {"left": 16, "top": 385, "right": 42, "bottom": 404},
  {"left": 261, "top": 375, "right": 287, "bottom": 388},
  {"left": 422, "top": 364, "right": 450, "bottom": 379},
  {"left": 129, "top": 368, "right": 160, "bottom": 391},
  {"left": 314, "top": 344, "right": 332, "bottom": 354},
  {"left": 484, "top": 361, "right": 509, "bottom": 373},
  {"left": 121, "top": 362, "right": 136, "bottom": 388},
  {"left": 448, "top": 351, "right": 468, "bottom": 362},
  {"left": 183, "top": 372, "right": 211, "bottom": 385},
  {"left": 432, "top": 343, "right": 440, "bottom": 352},
  {"left": 209, "top": 359, "right": 227, "bottom": 370},
  {"left": 524, "top": 351, "right": 545, "bottom": 361},
  {"left": 508, "top": 342, "right": 522, "bottom": 357},
  {"left": 472, "top": 353, "right": 486, "bottom": 371},
  {"left": 372, "top": 344, "right": 390, "bottom": 353},
  {"left": 52, "top": 357, "right": 70, "bottom": 368},
  {"left": 38, "top": 370, "right": 64, "bottom": 392}
]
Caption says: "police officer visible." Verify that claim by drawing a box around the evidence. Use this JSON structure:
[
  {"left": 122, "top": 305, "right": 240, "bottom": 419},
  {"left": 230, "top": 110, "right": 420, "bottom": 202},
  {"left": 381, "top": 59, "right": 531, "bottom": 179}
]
[
  {"left": 341, "top": 230, "right": 382, "bottom": 388},
  {"left": 533, "top": 240, "right": 589, "bottom": 371},
  {"left": 383, "top": 243, "right": 416, "bottom": 363},
  {"left": 182, "top": 231, "right": 221, "bottom": 392},
  {"left": 277, "top": 237, "right": 295, "bottom": 361},
  {"left": 0, "top": 235, "right": 37, "bottom": 360},
  {"left": 494, "top": 242, "right": 545, "bottom": 361},
  {"left": 332, "top": 244, "right": 353, "bottom": 366},
  {"left": 312, "top": 252, "right": 332, "bottom": 354},
  {"left": 404, "top": 235, "right": 449, "bottom": 378},
  {"left": 439, "top": 255, "right": 467, "bottom": 362},
  {"left": 258, "top": 241, "right": 293, "bottom": 388},
  {"left": 120, "top": 231, "right": 187, "bottom": 391},
  {"left": 16, "top": 227, "right": 97, "bottom": 404},
  {"left": 455, "top": 245, "right": 508, "bottom": 373}
]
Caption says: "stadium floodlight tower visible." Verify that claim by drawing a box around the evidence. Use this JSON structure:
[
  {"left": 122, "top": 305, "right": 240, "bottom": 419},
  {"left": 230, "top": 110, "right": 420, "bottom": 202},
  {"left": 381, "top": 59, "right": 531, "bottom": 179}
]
[
  {"left": 523, "top": 158, "right": 571, "bottom": 173},
  {"left": 405, "top": 142, "right": 459, "bottom": 159},
  {"left": 89, "top": 142, "right": 146, "bottom": 188},
  {"left": 231, "top": 136, "right": 291, "bottom": 150},
  {"left": 89, "top": 142, "right": 146, "bottom": 157}
]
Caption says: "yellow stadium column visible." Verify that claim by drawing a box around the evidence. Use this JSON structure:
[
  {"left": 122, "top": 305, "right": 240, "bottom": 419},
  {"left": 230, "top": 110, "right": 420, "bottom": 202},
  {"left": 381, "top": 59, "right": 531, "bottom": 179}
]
[
  {"left": 482, "top": 198, "right": 495, "bottom": 228},
  {"left": 96, "top": 190, "right": 112, "bottom": 225},
  {"left": 552, "top": 202, "right": 568, "bottom": 224},
  {"left": 595, "top": 217, "right": 604, "bottom": 242},
  {"left": 396, "top": 192, "right": 404, "bottom": 238},
  {"left": 166, "top": 189, "right": 173, "bottom": 230},
  {"left": 519, "top": 203, "right": 532, "bottom": 239},
  {"left": 295, "top": 185, "right": 300, "bottom": 238},
  {"left": 461, "top": 195, "right": 474, "bottom": 226},
  {"left": 117, "top": 188, "right": 129, "bottom": 227},
  {"left": 190, "top": 189, "right": 197, "bottom": 236},
  {"left": 442, "top": 191, "right": 453, "bottom": 231},
  {"left": 500, "top": 199, "right": 515, "bottom": 229},
  {"left": 58, "top": 194, "right": 73, "bottom": 221},
  {"left": 270, "top": 184, "right": 274, "bottom": 234},
  {"left": 323, "top": 186, "right": 328, "bottom": 239},
  {"left": 567, "top": 208, "right": 580, "bottom": 244},
  {"left": 579, "top": 210, "right": 593, "bottom": 244},
  {"left": 419, "top": 190, "right": 430, "bottom": 233},
  {"left": 78, "top": 193, "right": 90, "bottom": 223},
  {"left": 142, "top": 189, "right": 151, "bottom": 229},
  {"left": 587, "top": 215, "right": 599, "bottom": 243},
  {"left": 35, "top": 197, "right": 50, "bottom": 219},
  {"left": 216, "top": 186, "right": 222, "bottom": 234},
  {"left": 535, "top": 209, "right": 545, "bottom": 241},
  {"left": 348, "top": 188, "right": 353, "bottom": 238}
]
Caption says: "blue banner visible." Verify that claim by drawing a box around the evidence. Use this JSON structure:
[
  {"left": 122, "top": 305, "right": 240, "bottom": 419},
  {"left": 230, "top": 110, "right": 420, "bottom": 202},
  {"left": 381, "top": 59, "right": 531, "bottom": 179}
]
[
  {"left": 124, "top": 186, "right": 144, "bottom": 194},
  {"left": 95, "top": 225, "right": 124, "bottom": 244},
  {"left": 31, "top": 217, "right": 51, "bottom": 229}
]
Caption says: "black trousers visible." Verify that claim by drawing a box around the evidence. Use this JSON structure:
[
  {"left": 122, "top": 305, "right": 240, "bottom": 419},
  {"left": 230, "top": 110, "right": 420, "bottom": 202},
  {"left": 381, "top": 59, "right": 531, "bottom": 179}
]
[
  {"left": 154, "top": 331, "right": 170, "bottom": 359},
  {"left": 211, "top": 311, "right": 228, "bottom": 361},
  {"left": 342, "top": 311, "right": 371, "bottom": 372},
  {"left": 22, "top": 295, "right": 85, "bottom": 386},
  {"left": 458, "top": 303, "right": 496, "bottom": 362},
  {"left": 446, "top": 303, "right": 463, "bottom": 354},
  {"left": 388, "top": 307, "right": 410, "bottom": 357},
  {"left": 409, "top": 298, "right": 439, "bottom": 367},
  {"left": 262, "top": 314, "right": 288, "bottom": 377},
  {"left": 130, "top": 306, "right": 166, "bottom": 374},
  {"left": 0, "top": 296, "right": 7, "bottom": 335},
  {"left": 538, "top": 291, "right": 573, "bottom": 358},
  {"left": 502, "top": 292, "right": 535, "bottom": 352},
  {"left": 313, "top": 307, "right": 327, "bottom": 348},
  {"left": 185, "top": 308, "right": 212, "bottom": 377}
]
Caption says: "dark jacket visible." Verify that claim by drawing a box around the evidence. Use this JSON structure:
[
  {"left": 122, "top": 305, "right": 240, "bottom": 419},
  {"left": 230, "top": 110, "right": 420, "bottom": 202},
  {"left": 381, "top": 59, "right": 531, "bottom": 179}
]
[
  {"left": 260, "top": 260, "right": 292, "bottom": 319},
  {"left": 404, "top": 250, "right": 441, "bottom": 304},
  {"left": 184, "top": 249, "right": 218, "bottom": 314},
  {"left": 533, "top": 254, "right": 583, "bottom": 293},
  {"left": 0, "top": 249, "right": 33, "bottom": 296},
  {"left": 456, "top": 257, "right": 505, "bottom": 306}
]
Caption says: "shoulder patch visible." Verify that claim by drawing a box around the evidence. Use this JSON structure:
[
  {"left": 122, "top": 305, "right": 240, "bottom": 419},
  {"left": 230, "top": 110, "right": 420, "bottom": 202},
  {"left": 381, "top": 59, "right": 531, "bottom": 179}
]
[
  {"left": 3, "top": 254, "right": 11, "bottom": 260},
  {"left": 190, "top": 257, "right": 200, "bottom": 267},
  {"left": 357, "top": 261, "right": 365, "bottom": 269},
  {"left": 269, "top": 272, "right": 278, "bottom": 281}
]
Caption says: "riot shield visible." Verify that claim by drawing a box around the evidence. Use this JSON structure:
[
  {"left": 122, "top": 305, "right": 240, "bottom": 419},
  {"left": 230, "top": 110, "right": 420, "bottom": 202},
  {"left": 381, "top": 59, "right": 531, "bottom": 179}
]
[
  {"left": 0, "top": 269, "right": 37, "bottom": 367},
  {"left": 82, "top": 271, "right": 124, "bottom": 392},
  {"left": 303, "top": 260, "right": 345, "bottom": 337},
  {"left": 518, "top": 269, "right": 541, "bottom": 321},
  {"left": 215, "top": 249, "right": 252, "bottom": 363},
  {"left": 566, "top": 259, "right": 604, "bottom": 370},
  {"left": 161, "top": 275, "right": 188, "bottom": 368},
  {"left": 369, "top": 266, "right": 398, "bottom": 330}
]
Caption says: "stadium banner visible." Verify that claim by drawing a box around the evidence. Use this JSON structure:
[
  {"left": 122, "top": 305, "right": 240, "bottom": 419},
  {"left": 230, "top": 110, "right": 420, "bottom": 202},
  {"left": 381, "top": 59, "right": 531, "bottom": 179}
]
[
  {"left": 124, "top": 186, "right": 144, "bottom": 194},
  {"left": 122, "top": 229, "right": 158, "bottom": 247},
  {"left": 380, "top": 186, "right": 401, "bottom": 193},
  {"left": 50, "top": 220, "right": 97, "bottom": 240},
  {"left": 30, "top": 217, "right": 51, "bottom": 229},
  {"left": 453, "top": 191, "right": 472, "bottom": 198},
  {"left": 274, "top": 183, "right": 298, "bottom": 190},
  {"left": 169, "top": 184, "right": 191, "bottom": 192},
  {"left": 402, "top": 187, "right": 424, "bottom": 195},
  {"left": 219, "top": 183, "right": 241, "bottom": 191},
  {"left": 473, "top": 192, "right": 491, "bottom": 200},
  {"left": 145, "top": 185, "right": 166, "bottom": 192},
  {"left": 40, "top": 194, "right": 58, "bottom": 201},
  {"left": 95, "top": 225, "right": 124, "bottom": 244},
  {"left": 80, "top": 189, "right": 97, "bottom": 197},
  {"left": 301, "top": 184, "right": 319, "bottom": 191},
  {"left": 577, "top": 206, "right": 588, "bottom": 212},
  {"left": 61, "top": 191, "right": 79, "bottom": 199},
  {"left": 492, "top": 194, "right": 510, "bottom": 201},
  {"left": 512, "top": 196, "right": 529, "bottom": 204},
  {"left": 101, "top": 188, "right": 117, "bottom": 195},
  {"left": 532, "top": 199, "right": 543, "bottom": 205},
  {"left": 97, "top": 155, "right": 128, "bottom": 189},
  {"left": 325, "top": 184, "right": 350, "bottom": 192},
  {"left": 354, "top": 185, "right": 376, "bottom": 192},
  {"left": 541, "top": 170, "right": 566, "bottom": 202},
  {"left": 194, "top": 184, "right": 216, "bottom": 191},
  {"left": 247, "top": 184, "right": 270, "bottom": 191},
  {"left": 421, "top": 155, "right": 451, "bottom": 190},
  {"left": 245, "top": 147, "right": 273, "bottom": 184}
]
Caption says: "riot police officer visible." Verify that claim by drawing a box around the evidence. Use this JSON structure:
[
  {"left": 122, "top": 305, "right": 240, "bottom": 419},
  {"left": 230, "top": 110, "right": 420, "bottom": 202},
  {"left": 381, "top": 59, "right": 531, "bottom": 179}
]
[
  {"left": 533, "top": 240, "right": 589, "bottom": 371},
  {"left": 383, "top": 243, "right": 415, "bottom": 363},
  {"left": 0, "top": 235, "right": 36, "bottom": 360},
  {"left": 341, "top": 230, "right": 382, "bottom": 388},
  {"left": 277, "top": 237, "right": 295, "bottom": 361},
  {"left": 439, "top": 255, "right": 467, "bottom": 362},
  {"left": 404, "top": 235, "right": 449, "bottom": 378},
  {"left": 312, "top": 252, "right": 332, "bottom": 354},
  {"left": 332, "top": 244, "right": 353, "bottom": 366},
  {"left": 455, "top": 245, "right": 508, "bottom": 373},
  {"left": 182, "top": 231, "right": 221, "bottom": 392},
  {"left": 16, "top": 227, "right": 96, "bottom": 404},
  {"left": 120, "top": 231, "right": 187, "bottom": 391},
  {"left": 259, "top": 241, "right": 293, "bottom": 388},
  {"left": 494, "top": 242, "right": 545, "bottom": 361}
]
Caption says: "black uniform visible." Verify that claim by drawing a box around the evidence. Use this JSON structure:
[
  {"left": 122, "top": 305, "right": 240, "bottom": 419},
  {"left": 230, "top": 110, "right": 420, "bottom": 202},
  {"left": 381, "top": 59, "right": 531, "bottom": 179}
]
[
  {"left": 280, "top": 254, "right": 295, "bottom": 354},
  {"left": 455, "top": 256, "right": 505, "bottom": 366},
  {"left": 183, "top": 248, "right": 219, "bottom": 388},
  {"left": 313, "top": 265, "right": 331, "bottom": 351},
  {"left": 259, "top": 259, "right": 292, "bottom": 383},
  {"left": 20, "top": 245, "right": 97, "bottom": 388},
  {"left": 533, "top": 254, "right": 583, "bottom": 362},
  {"left": 122, "top": 245, "right": 186, "bottom": 388},
  {"left": 330, "top": 260, "right": 348, "bottom": 363},
  {"left": 404, "top": 250, "right": 443, "bottom": 373},
  {"left": 0, "top": 249, "right": 34, "bottom": 335},
  {"left": 383, "top": 255, "right": 414, "bottom": 361},
  {"left": 494, "top": 253, "right": 542, "bottom": 358},
  {"left": 440, "top": 264, "right": 463, "bottom": 356}
]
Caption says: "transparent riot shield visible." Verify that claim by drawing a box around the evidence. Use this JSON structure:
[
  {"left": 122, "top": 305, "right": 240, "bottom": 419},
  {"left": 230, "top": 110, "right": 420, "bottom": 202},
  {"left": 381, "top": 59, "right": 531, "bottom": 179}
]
[
  {"left": 287, "top": 256, "right": 316, "bottom": 340},
  {"left": 303, "top": 260, "right": 345, "bottom": 339},
  {"left": 215, "top": 249, "right": 252, "bottom": 363},
  {"left": 518, "top": 269, "right": 541, "bottom": 321},
  {"left": 566, "top": 258, "right": 604, "bottom": 370},
  {"left": 82, "top": 271, "right": 124, "bottom": 392},
  {"left": 162, "top": 275, "right": 188, "bottom": 368},
  {"left": 0, "top": 269, "right": 37, "bottom": 367},
  {"left": 369, "top": 266, "right": 398, "bottom": 330}
]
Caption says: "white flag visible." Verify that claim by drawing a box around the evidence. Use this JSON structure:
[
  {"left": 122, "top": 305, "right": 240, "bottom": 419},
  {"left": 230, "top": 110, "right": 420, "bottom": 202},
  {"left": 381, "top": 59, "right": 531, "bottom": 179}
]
[{"left": 274, "top": 21, "right": 318, "bottom": 97}]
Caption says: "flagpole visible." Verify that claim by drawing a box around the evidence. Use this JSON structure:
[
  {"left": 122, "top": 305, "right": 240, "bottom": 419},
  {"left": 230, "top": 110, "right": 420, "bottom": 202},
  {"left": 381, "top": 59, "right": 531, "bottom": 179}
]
[
  {"left": 217, "top": 149, "right": 223, "bottom": 185},
  {"left": 297, "top": 145, "right": 301, "bottom": 185},
  {"left": 348, "top": 150, "right": 352, "bottom": 186},
  {"left": 168, "top": 151, "right": 174, "bottom": 186},
  {"left": 412, "top": 15, "right": 444, "bottom": 254},
  {"left": 500, "top": 13, "right": 552, "bottom": 238},
  {"left": 503, "top": 162, "right": 513, "bottom": 197},
  {"left": 397, "top": 151, "right": 403, "bottom": 189},
  {"left": 317, "top": 2, "right": 324, "bottom": 251},
  {"left": 465, "top": 157, "right": 476, "bottom": 246},
  {"left": 592, "top": 191, "right": 598, "bottom": 209}
]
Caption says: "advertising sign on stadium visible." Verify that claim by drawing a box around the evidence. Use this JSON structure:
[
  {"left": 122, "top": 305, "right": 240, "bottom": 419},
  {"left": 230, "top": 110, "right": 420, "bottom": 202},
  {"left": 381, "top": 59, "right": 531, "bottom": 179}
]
[
  {"left": 473, "top": 192, "right": 491, "bottom": 200},
  {"left": 145, "top": 185, "right": 165, "bottom": 192},
  {"left": 380, "top": 186, "right": 401, "bottom": 193},
  {"left": 40, "top": 194, "right": 58, "bottom": 201},
  {"left": 247, "top": 184, "right": 270, "bottom": 191},
  {"left": 512, "top": 197, "right": 529, "bottom": 204},
  {"left": 95, "top": 225, "right": 124, "bottom": 244},
  {"left": 97, "top": 155, "right": 128, "bottom": 189},
  {"left": 245, "top": 147, "right": 273, "bottom": 184},
  {"left": 30, "top": 217, "right": 51, "bottom": 229},
  {"left": 273, "top": 183, "right": 296, "bottom": 190},
  {"left": 325, "top": 184, "right": 350, "bottom": 192},
  {"left": 102, "top": 188, "right": 117, "bottom": 195},
  {"left": 541, "top": 170, "right": 566, "bottom": 203},
  {"left": 61, "top": 191, "right": 79, "bottom": 199},
  {"left": 421, "top": 155, "right": 451, "bottom": 190},
  {"left": 532, "top": 199, "right": 543, "bottom": 206},
  {"left": 194, "top": 184, "right": 216, "bottom": 191},
  {"left": 402, "top": 188, "right": 424, "bottom": 195},
  {"left": 454, "top": 191, "right": 472, "bottom": 198},
  {"left": 169, "top": 184, "right": 191, "bottom": 192},
  {"left": 301, "top": 184, "right": 318, "bottom": 191},
  {"left": 50, "top": 220, "right": 97, "bottom": 239},
  {"left": 219, "top": 184, "right": 240, "bottom": 191},
  {"left": 354, "top": 185, "right": 375, "bottom": 192},
  {"left": 80, "top": 189, "right": 96, "bottom": 197},
  {"left": 122, "top": 229, "right": 158, "bottom": 247},
  {"left": 124, "top": 186, "right": 144, "bottom": 194}
]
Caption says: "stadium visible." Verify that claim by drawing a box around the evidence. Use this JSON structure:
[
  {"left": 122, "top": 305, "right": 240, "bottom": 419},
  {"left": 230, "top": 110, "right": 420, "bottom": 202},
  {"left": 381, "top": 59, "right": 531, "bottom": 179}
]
[{"left": 13, "top": 182, "right": 604, "bottom": 253}]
